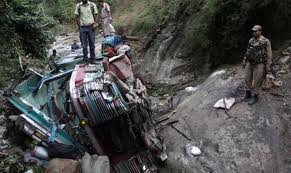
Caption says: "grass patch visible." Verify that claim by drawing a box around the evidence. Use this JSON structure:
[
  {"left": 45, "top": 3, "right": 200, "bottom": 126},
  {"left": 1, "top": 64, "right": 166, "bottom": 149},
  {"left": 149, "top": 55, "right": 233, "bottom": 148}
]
[{"left": 112, "top": 0, "right": 194, "bottom": 34}]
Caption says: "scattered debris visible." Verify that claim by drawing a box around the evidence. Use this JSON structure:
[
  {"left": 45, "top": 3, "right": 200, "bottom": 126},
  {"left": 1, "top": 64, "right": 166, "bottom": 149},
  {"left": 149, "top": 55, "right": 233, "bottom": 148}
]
[
  {"left": 171, "top": 125, "right": 192, "bottom": 141},
  {"left": 155, "top": 110, "right": 177, "bottom": 124},
  {"left": 185, "top": 87, "right": 198, "bottom": 92},
  {"left": 186, "top": 144, "right": 201, "bottom": 156},
  {"left": 272, "top": 80, "right": 283, "bottom": 87},
  {"left": 213, "top": 98, "right": 235, "bottom": 109},
  {"left": 157, "top": 120, "right": 179, "bottom": 130}
]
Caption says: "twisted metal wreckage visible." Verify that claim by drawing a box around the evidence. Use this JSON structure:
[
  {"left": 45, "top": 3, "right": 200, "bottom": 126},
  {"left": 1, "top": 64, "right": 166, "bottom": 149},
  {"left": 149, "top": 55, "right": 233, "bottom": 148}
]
[{"left": 5, "top": 45, "right": 167, "bottom": 172}]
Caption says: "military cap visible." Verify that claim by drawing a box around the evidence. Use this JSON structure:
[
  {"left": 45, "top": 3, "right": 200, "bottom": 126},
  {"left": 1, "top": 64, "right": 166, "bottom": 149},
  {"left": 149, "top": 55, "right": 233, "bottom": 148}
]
[{"left": 252, "top": 25, "right": 262, "bottom": 31}]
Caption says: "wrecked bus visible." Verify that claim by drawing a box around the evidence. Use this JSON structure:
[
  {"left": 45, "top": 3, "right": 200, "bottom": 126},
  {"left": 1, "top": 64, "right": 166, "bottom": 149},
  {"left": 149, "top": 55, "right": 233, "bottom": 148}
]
[{"left": 5, "top": 49, "right": 167, "bottom": 172}]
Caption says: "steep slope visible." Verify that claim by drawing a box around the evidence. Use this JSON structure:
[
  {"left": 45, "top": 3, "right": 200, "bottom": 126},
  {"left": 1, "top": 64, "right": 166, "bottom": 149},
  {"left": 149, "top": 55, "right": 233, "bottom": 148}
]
[
  {"left": 112, "top": 0, "right": 291, "bottom": 85},
  {"left": 113, "top": 0, "right": 205, "bottom": 84}
]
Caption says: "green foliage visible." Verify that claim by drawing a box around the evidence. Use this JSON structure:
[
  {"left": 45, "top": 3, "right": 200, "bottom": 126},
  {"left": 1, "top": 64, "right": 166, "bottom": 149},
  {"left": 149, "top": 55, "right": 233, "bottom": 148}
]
[
  {"left": 0, "top": 0, "right": 59, "bottom": 87},
  {"left": 122, "top": 0, "right": 290, "bottom": 67},
  {"left": 44, "top": 0, "right": 75, "bottom": 23},
  {"left": 184, "top": 0, "right": 291, "bottom": 67},
  {"left": 132, "top": 1, "right": 158, "bottom": 34},
  {"left": 130, "top": 0, "right": 184, "bottom": 34}
]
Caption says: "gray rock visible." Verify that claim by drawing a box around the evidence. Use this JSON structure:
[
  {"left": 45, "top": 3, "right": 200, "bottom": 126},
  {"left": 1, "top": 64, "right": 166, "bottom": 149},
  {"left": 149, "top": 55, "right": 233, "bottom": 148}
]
[{"left": 159, "top": 67, "right": 291, "bottom": 173}]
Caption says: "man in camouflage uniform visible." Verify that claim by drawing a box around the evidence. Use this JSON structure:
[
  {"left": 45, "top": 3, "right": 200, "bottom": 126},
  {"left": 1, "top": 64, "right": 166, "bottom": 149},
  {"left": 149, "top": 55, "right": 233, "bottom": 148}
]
[{"left": 242, "top": 25, "right": 272, "bottom": 105}]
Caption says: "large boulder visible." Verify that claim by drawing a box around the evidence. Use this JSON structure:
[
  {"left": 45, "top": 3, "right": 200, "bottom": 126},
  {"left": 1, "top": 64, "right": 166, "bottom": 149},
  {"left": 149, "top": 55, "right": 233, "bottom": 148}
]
[{"left": 159, "top": 67, "right": 291, "bottom": 173}]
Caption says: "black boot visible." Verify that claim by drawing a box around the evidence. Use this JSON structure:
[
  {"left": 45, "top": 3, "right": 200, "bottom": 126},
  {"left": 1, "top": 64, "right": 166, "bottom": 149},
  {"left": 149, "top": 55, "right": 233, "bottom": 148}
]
[
  {"left": 248, "top": 94, "right": 258, "bottom": 105},
  {"left": 244, "top": 91, "right": 252, "bottom": 101}
]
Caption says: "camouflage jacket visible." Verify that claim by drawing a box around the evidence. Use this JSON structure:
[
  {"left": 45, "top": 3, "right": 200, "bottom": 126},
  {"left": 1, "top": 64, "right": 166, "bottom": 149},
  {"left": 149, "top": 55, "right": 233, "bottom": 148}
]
[{"left": 245, "top": 36, "right": 272, "bottom": 70}]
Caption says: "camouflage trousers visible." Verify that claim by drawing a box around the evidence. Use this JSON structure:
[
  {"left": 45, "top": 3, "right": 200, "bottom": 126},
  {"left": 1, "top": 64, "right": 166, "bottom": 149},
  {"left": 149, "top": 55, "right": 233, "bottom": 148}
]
[{"left": 245, "top": 63, "right": 266, "bottom": 95}]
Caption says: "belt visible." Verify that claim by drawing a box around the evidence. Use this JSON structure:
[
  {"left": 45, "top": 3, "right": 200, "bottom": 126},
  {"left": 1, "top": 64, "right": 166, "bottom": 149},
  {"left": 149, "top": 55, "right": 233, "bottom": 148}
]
[{"left": 81, "top": 24, "right": 93, "bottom": 27}]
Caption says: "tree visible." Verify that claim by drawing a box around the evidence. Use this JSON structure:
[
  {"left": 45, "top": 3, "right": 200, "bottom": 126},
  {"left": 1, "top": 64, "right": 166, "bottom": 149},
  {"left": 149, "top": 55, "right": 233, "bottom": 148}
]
[{"left": 0, "top": 0, "right": 58, "bottom": 87}]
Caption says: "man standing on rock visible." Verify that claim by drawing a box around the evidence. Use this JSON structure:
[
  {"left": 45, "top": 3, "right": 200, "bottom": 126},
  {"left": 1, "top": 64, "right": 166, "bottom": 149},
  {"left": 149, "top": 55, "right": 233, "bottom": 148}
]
[
  {"left": 99, "top": 0, "right": 113, "bottom": 37},
  {"left": 75, "top": 0, "right": 98, "bottom": 61},
  {"left": 242, "top": 25, "right": 272, "bottom": 105}
]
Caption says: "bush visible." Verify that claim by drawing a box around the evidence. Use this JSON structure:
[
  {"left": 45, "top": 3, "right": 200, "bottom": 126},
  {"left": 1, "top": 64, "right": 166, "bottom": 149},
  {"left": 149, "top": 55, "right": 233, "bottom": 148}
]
[
  {"left": 0, "top": 0, "right": 59, "bottom": 87},
  {"left": 184, "top": 0, "right": 291, "bottom": 67},
  {"left": 44, "top": 0, "right": 75, "bottom": 23}
]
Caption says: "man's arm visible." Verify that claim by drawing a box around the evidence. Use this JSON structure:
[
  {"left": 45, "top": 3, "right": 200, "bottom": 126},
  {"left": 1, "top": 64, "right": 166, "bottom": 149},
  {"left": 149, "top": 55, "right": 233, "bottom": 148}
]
[
  {"left": 74, "top": 4, "right": 80, "bottom": 30},
  {"left": 93, "top": 13, "right": 98, "bottom": 30},
  {"left": 266, "top": 39, "right": 272, "bottom": 73},
  {"left": 93, "top": 3, "right": 98, "bottom": 26},
  {"left": 75, "top": 16, "right": 80, "bottom": 30}
]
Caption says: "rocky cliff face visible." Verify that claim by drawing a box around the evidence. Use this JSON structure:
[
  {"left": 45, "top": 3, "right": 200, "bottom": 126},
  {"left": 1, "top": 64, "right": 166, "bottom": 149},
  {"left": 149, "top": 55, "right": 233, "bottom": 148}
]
[
  {"left": 134, "top": 24, "right": 196, "bottom": 85},
  {"left": 127, "top": 0, "right": 206, "bottom": 85}
]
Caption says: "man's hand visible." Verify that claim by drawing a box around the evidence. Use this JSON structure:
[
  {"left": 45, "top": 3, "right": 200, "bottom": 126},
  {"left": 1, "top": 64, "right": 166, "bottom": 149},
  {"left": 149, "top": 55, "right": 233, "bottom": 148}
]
[
  {"left": 92, "top": 23, "right": 97, "bottom": 30},
  {"left": 76, "top": 16, "right": 80, "bottom": 31}
]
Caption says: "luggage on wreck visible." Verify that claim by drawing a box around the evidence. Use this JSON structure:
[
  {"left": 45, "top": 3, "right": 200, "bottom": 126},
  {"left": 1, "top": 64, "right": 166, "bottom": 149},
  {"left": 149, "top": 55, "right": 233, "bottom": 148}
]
[
  {"left": 45, "top": 158, "right": 80, "bottom": 173},
  {"left": 45, "top": 153, "right": 110, "bottom": 173},
  {"left": 81, "top": 153, "right": 110, "bottom": 173}
]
